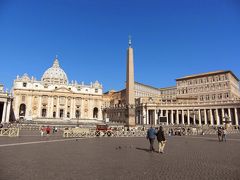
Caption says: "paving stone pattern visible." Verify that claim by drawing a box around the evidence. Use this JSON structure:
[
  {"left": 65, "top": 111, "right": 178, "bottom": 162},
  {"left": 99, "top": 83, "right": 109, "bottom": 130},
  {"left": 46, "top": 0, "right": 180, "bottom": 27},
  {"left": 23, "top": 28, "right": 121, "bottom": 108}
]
[{"left": 0, "top": 132, "right": 240, "bottom": 180}]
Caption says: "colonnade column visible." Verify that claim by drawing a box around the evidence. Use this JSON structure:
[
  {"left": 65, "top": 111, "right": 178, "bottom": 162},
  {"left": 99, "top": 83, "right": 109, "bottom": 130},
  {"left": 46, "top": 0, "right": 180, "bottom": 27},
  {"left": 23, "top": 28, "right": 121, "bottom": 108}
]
[
  {"left": 176, "top": 109, "right": 179, "bottom": 124},
  {"left": 234, "top": 108, "right": 239, "bottom": 126},
  {"left": 1, "top": 102, "right": 6, "bottom": 123},
  {"left": 143, "top": 108, "right": 146, "bottom": 124},
  {"left": 228, "top": 108, "right": 232, "bottom": 125},
  {"left": 198, "top": 109, "right": 202, "bottom": 126},
  {"left": 146, "top": 108, "right": 148, "bottom": 125},
  {"left": 210, "top": 109, "right": 213, "bottom": 125},
  {"left": 187, "top": 109, "right": 190, "bottom": 125},
  {"left": 5, "top": 100, "right": 11, "bottom": 123},
  {"left": 182, "top": 110, "right": 185, "bottom": 125},
  {"left": 154, "top": 109, "right": 158, "bottom": 125},
  {"left": 204, "top": 109, "right": 207, "bottom": 125},
  {"left": 216, "top": 109, "right": 220, "bottom": 126},
  {"left": 171, "top": 110, "right": 174, "bottom": 125},
  {"left": 221, "top": 108, "right": 225, "bottom": 125},
  {"left": 193, "top": 110, "right": 196, "bottom": 125},
  {"left": 166, "top": 110, "right": 169, "bottom": 125}
]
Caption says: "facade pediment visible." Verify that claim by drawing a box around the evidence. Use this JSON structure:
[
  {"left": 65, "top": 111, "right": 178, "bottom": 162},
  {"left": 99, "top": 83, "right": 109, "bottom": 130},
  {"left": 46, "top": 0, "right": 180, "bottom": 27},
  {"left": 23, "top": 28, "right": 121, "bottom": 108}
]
[{"left": 53, "top": 87, "right": 72, "bottom": 93}]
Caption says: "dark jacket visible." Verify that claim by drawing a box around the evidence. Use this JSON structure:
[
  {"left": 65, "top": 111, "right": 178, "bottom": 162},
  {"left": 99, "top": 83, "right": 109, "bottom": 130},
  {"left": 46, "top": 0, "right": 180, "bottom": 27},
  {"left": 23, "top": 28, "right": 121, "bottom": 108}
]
[{"left": 156, "top": 129, "right": 165, "bottom": 142}]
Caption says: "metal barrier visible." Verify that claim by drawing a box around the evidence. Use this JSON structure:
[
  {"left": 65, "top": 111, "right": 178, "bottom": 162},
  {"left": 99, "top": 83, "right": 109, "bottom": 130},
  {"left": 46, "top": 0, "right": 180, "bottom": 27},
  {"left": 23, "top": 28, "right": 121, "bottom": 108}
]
[{"left": 0, "top": 128, "right": 20, "bottom": 137}]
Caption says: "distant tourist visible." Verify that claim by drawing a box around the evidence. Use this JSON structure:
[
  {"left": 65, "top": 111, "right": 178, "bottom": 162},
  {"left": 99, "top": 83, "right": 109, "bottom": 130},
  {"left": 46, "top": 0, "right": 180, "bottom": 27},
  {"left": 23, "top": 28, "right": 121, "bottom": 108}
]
[
  {"left": 46, "top": 126, "right": 51, "bottom": 136},
  {"left": 40, "top": 126, "right": 45, "bottom": 136},
  {"left": 222, "top": 128, "right": 227, "bottom": 142},
  {"left": 217, "top": 127, "right": 222, "bottom": 142},
  {"left": 156, "top": 126, "right": 166, "bottom": 154},
  {"left": 146, "top": 126, "right": 156, "bottom": 152}
]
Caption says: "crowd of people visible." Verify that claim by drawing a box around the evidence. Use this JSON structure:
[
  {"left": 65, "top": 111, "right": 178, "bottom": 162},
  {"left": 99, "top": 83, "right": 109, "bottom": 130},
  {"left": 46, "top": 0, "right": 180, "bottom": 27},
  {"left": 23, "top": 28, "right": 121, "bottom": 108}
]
[{"left": 40, "top": 126, "right": 58, "bottom": 136}]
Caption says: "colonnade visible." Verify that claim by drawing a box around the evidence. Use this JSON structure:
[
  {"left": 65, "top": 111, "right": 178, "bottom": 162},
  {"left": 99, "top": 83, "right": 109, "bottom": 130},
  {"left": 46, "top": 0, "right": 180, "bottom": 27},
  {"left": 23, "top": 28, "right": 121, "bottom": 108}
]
[
  {"left": 137, "top": 107, "right": 240, "bottom": 126},
  {"left": 1, "top": 99, "right": 11, "bottom": 123}
]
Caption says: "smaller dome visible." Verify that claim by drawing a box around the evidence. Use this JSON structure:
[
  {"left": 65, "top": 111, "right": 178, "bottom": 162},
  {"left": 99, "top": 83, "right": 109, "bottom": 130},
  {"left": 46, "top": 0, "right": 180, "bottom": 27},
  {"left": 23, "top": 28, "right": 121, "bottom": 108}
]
[{"left": 41, "top": 58, "right": 68, "bottom": 85}]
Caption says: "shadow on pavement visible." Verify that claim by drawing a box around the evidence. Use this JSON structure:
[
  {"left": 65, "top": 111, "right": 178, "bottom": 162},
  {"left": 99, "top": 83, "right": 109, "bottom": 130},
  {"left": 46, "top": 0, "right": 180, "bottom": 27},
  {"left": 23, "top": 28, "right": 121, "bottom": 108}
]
[{"left": 136, "top": 147, "right": 150, "bottom": 152}]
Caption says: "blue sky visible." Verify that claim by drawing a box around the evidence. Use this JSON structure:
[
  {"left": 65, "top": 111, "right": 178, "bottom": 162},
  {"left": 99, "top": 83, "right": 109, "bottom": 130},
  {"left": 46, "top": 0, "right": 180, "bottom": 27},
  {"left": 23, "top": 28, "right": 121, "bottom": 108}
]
[{"left": 0, "top": 0, "right": 240, "bottom": 92}]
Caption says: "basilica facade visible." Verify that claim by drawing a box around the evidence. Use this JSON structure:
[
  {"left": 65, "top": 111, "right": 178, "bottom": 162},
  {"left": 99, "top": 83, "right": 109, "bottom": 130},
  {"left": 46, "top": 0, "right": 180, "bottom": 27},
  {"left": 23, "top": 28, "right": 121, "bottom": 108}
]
[{"left": 12, "top": 58, "right": 103, "bottom": 122}]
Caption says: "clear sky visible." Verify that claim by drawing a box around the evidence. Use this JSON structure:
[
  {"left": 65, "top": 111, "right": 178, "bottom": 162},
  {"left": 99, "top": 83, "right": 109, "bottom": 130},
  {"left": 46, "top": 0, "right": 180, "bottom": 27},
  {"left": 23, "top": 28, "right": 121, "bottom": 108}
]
[{"left": 0, "top": 0, "right": 240, "bottom": 92}]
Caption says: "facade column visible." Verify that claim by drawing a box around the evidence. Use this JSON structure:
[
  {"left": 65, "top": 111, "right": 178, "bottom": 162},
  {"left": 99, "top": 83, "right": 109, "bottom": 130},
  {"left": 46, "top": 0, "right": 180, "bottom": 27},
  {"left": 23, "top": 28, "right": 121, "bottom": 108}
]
[
  {"left": 50, "top": 96, "right": 54, "bottom": 118},
  {"left": 198, "top": 109, "right": 202, "bottom": 126},
  {"left": 182, "top": 110, "right": 185, "bottom": 125},
  {"left": 171, "top": 110, "right": 174, "bottom": 125},
  {"left": 216, "top": 109, "right": 220, "bottom": 126},
  {"left": 1, "top": 102, "right": 6, "bottom": 123},
  {"left": 47, "top": 96, "right": 51, "bottom": 118},
  {"left": 187, "top": 109, "right": 190, "bottom": 125},
  {"left": 14, "top": 96, "right": 19, "bottom": 119},
  {"left": 56, "top": 96, "right": 60, "bottom": 118},
  {"left": 38, "top": 96, "right": 42, "bottom": 118},
  {"left": 234, "top": 108, "right": 239, "bottom": 126},
  {"left": 228, "top": 108, "right": 232, "bottom": 125},
  {"left": 204, "top": 109, "right": 207, "bottom": 125},
  {"left": 70, "top": 98, "right": 74, "bottom": 119},
  {"left": 5, "top": 100, "right": 11, "bottom": 123},
  {"left": 27, "top": 95, "right": 32, "bottom": 118},
  {"left": 65, "top": 98, "right": 68, "bottom": 118},
  {"left": 176, "top": 109, "right": 179, "bottom": 124}
]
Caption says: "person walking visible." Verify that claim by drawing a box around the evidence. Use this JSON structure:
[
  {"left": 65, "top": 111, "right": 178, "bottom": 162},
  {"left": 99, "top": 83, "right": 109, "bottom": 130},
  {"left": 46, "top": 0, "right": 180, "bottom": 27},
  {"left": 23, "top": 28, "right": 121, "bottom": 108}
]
[
  {"left": 40, "top": 126, "right": 45, "bottom": 137},
  {"left": 156, "top": 126, "right": 166, "bottom": 154},
  {"left": 222, "top": 128, "right": 227, "bottom": 142},
  {"left": 146, "top": 126, "right": 156, "bottom": 152},
  {"left": 46, "top": 126, "right": 51, "bottom": 136},
  {"left": 217, "top": 127, "right": 222, "bottom": 142}
]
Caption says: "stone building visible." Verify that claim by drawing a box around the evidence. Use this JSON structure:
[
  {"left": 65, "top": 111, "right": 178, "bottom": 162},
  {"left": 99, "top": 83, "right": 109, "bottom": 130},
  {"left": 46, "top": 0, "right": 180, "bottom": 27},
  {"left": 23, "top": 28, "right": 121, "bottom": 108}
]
[
  {"left": 12, "top": 57, "right": 103, "bottom": 122},
  {"left": 105, "top": 42, "right": 240, "bottom": 127},
  {"left": 0, "top": 84, "right": 13, "bottom": 124}
]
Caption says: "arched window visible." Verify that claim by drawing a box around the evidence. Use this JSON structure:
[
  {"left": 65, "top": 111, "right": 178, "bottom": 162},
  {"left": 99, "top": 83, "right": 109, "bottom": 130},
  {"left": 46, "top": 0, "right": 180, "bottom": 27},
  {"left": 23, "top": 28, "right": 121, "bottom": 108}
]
[
  {"left": 19, "top": 104, "right": 26, "bottom": 117},
  {"left": 93, "top": 107, "right": 98, "bottom": 118}
]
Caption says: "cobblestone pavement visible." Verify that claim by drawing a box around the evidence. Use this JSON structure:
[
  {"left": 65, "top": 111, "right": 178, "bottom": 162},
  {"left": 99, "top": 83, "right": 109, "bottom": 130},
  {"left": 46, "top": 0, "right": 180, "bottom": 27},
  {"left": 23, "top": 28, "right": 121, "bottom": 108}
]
[{"left": 0, "top": 132, "right": 240, "bottom": 180}]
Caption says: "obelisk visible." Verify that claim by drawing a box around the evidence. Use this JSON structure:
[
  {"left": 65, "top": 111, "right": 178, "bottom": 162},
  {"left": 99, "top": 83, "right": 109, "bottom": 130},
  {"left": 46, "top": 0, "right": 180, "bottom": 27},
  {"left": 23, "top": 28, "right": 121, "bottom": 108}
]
[{"left": 126, "top": 36, "right": 135, "bottom": 127}]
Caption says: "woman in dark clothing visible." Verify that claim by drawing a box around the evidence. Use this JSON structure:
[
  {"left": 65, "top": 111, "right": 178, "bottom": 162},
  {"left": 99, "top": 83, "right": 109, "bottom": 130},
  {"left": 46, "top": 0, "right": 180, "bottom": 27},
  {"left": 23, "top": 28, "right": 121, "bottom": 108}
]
[{"left": 156, "top": 126, "right": 166, "bottom": 153}]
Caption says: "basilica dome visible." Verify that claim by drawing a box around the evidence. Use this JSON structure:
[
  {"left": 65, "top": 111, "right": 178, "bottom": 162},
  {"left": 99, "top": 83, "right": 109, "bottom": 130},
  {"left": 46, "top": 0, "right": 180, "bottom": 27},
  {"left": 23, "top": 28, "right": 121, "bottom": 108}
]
[{"left": 41, "top": 58, "right": 68, "bottom": 85}]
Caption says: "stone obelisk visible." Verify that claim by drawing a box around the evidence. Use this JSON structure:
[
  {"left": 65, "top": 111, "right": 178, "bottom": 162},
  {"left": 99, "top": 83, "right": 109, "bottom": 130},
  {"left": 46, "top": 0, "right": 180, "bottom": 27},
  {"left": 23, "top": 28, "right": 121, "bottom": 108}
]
[{"left": 126, "top": 36, "right": 135, "bottom": 127}]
